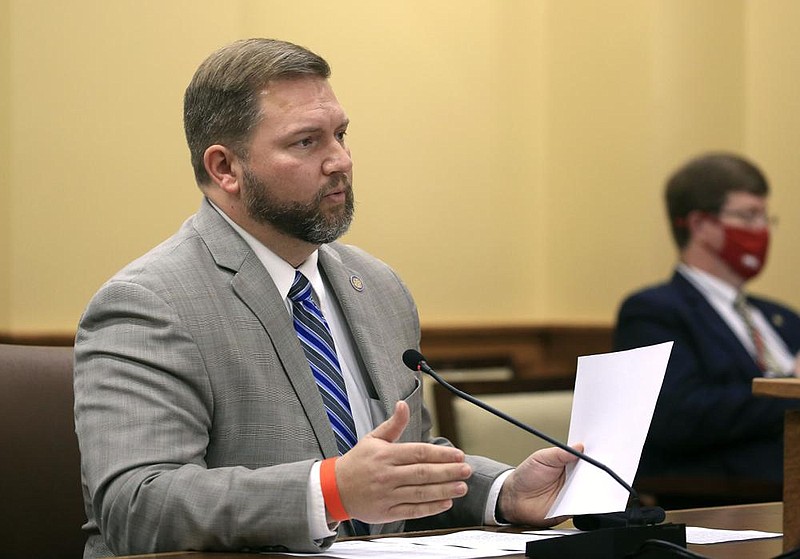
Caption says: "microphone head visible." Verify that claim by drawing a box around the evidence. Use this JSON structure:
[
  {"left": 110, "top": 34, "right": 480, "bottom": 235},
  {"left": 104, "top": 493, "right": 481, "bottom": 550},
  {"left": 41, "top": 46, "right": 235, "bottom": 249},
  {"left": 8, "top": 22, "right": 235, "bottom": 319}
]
[{"left": 402, "top": 349, "right": 426, "bottom": 371}]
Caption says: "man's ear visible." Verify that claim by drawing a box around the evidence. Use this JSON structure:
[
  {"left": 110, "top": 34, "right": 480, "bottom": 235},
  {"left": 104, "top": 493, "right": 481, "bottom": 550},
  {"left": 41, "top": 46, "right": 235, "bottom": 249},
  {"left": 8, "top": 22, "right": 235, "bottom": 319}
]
[
  {"left": 686, "top": 210, "right": 716, "bottom": 238},
  {"left": 203, "top": 144, "right": 242, "bottom": 194},
  {"left": 686, "top": 210, "right": 719, "bottom": 240}
]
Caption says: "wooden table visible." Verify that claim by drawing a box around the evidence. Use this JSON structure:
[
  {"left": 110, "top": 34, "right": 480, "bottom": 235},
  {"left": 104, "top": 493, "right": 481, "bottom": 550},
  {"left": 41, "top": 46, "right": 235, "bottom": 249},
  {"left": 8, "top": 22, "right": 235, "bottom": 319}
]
[
  {"left": 665, "top": 501, "right": 782, "bottom": 558},
  {"left": 115, "top": 502, "right": 784, "bottom": 559},
  {"left": 753, "top": 376, "right": 800, "bottom": 551}
]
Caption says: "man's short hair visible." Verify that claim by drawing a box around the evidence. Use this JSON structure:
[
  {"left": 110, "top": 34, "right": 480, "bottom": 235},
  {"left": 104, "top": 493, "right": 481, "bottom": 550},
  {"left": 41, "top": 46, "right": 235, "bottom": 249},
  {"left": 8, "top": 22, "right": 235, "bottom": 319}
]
[
  {"left": 665, "top": 152, "right": 769, "bottom": 248},
  {"left": 184, "top": 38, "right": 330, "bottom": 185}
]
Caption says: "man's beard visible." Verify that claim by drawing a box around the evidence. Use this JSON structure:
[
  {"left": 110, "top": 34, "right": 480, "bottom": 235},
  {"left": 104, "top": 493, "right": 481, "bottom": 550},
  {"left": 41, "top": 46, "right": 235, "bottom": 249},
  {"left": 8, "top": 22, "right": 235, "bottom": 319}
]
[{"left": 241, "top": 168, "right": 355, "bottom": 244}]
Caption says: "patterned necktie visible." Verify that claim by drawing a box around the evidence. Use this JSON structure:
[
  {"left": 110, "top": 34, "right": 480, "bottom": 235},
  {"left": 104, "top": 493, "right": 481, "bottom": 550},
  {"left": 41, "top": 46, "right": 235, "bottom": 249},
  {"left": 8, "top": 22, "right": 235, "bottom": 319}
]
[
  {"left": 733, "top": 292, "right": 782, "bottom": 377},
  {"left": 288, "top": 271, "right": 358, "bottom": 455}
]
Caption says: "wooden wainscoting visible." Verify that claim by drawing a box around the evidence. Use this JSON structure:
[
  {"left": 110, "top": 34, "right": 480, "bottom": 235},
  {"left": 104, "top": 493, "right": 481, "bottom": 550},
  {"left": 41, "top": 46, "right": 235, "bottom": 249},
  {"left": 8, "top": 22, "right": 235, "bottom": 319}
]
[
  {"left": 0, "top": 333, "right": 75, "bottom": 346},
  {"left": 420, "top": 323, "right": 613, "bottom": 381},
  {"left": 2, "top": 324, "right": 615, "bottom": 363}
]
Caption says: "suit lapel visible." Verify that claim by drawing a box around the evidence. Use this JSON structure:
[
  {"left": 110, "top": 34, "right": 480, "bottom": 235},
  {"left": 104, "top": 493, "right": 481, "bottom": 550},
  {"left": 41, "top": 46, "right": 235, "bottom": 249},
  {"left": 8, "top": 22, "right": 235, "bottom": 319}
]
[
  {"left": 319, "top": 246, "right": 400, "bottom": 419},
  {"left": 194, "top": 200, "right": 338, "bottom": 457},
  {"left": 672, "top": 272, "right": 759, "bottom": 376}
]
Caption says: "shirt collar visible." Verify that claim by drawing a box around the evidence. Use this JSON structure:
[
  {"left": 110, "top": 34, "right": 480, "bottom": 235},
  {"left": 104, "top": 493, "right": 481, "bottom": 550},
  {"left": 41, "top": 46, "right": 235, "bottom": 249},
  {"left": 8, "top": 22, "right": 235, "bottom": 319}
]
[{"left": 678, "top": 262, "right": 740, "bottom": 305}]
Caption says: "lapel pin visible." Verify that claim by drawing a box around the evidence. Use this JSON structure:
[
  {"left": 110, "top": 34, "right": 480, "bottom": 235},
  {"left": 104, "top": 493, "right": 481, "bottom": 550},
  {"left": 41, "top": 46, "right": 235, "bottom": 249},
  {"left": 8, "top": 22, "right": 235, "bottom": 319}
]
[
  {"left": 349, "top": 275, "right": 364, "bottom": 292},
  {"left": 772, "top": 314, "right": 784, "bottom": 328}
]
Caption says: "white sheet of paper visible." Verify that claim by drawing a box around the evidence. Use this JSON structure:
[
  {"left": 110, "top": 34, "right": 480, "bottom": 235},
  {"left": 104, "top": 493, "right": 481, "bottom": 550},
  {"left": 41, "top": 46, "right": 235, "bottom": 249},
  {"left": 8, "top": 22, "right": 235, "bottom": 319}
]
[
  {"left": 279, "top": 539, "right": 518, "bottom": 557},
  {"left": 546, "top": 341, "right": 674, "bottom": 518},
  {"left": 686, "top": 526, "right": 782, "bottom": 544},
  {"left": 378, "top": 529, "right": 560, "bottom": 550}
]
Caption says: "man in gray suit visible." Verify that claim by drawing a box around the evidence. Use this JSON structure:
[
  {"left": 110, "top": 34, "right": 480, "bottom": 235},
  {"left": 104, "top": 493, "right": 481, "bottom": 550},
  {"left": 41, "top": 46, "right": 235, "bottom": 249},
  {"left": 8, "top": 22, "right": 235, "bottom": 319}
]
[{"left": 74, "top": 38, "right": 579, "bottom": 557}]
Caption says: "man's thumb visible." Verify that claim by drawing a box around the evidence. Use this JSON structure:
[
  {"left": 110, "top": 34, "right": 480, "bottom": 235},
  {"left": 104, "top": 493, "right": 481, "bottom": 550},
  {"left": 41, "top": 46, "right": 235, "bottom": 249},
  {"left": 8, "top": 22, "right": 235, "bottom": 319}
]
[{"left": 369, "top": 401, "right": 410, "bottom": 443}]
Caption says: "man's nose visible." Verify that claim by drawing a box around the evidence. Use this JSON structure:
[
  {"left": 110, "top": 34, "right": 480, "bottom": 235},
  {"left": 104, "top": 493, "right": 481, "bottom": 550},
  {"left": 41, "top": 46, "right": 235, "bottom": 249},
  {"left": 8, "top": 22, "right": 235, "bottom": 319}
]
[{"left": 322, "top": 141, "right": 352, "bottom": 175}]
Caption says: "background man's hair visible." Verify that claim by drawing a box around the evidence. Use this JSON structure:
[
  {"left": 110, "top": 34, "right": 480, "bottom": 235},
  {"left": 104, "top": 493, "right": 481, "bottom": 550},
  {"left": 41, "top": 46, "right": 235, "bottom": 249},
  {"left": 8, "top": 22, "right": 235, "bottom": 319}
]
[{"left": 665, "top": 152, "right": 769, "bottom": 248}]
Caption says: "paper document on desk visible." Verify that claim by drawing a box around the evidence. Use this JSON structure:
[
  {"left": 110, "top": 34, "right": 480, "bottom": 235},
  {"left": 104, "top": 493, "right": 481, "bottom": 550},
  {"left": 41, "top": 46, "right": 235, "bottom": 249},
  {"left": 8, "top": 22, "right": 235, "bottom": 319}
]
[{"left": 546, "top": 341, "right": 674, "bottom": 518}]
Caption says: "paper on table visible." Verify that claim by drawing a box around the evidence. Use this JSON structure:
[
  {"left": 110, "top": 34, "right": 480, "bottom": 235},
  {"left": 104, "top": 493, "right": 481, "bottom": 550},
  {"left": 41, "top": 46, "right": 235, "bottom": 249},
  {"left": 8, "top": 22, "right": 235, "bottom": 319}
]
[
  {"left": 686, "top": 527, "right": 782, "bottom": 544},
  {"left": 546, "top": 341, "right": 674, "bottom": 518},
  {"left": 379, "top": 529, "right": 560, "bottom": 550},
  {"left": 279, "top": 538, "right": 519, "bottom": 557}
]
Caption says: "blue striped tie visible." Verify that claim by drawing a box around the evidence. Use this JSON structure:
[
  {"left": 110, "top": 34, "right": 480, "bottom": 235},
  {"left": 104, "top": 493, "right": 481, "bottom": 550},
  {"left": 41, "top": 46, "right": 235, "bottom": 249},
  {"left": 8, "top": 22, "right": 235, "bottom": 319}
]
[{"left": 289, "top": 271, "right": 358, "bottom": 455}]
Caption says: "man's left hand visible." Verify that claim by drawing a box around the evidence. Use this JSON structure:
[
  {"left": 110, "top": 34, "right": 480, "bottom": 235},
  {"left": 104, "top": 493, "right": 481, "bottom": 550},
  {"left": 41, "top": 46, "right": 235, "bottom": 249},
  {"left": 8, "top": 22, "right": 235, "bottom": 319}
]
[{"left": 496, "top": 444, "right": 584, "bottom": 527}]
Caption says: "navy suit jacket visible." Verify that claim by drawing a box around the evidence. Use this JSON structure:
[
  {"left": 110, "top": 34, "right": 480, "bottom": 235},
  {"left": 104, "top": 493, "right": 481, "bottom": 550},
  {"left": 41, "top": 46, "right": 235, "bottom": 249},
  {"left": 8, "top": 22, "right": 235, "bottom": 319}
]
[{"left": 614, "top": 270, "right": 800, "bottom": 483}]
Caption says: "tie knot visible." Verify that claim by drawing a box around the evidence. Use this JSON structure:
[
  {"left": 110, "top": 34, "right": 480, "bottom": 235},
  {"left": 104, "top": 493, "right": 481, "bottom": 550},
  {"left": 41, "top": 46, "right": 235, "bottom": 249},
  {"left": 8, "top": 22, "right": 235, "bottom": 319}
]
[
  {"left": 288, "top": 271, "right": 313, "bottom": 304},
  {"left": 734, "top": 292, "right": 749, "bottom": 312}
]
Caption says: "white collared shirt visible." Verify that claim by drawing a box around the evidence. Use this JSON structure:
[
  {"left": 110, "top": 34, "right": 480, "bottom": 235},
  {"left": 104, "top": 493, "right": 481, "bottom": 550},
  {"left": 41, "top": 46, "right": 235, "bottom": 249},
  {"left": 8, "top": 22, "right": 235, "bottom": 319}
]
[{"left": 678, "top": 263, "right": 795, "bottom": 375}]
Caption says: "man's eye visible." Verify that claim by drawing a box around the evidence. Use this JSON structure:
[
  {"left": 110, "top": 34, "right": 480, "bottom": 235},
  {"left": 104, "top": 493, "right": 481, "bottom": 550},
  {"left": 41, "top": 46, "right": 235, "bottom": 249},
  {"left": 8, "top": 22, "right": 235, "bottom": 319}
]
[
  {"left": 298, "top": 138, "right": 314, "bottom": 147},
  {"left": 336, "top": 130, "right": 348, "bottom": 142}
]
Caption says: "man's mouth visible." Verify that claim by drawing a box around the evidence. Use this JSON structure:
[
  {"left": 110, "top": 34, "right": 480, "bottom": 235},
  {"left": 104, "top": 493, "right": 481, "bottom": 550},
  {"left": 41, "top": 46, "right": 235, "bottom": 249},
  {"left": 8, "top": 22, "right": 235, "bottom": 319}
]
[{"left": 323, "top": 176, "right": 351, "bottom": 200}]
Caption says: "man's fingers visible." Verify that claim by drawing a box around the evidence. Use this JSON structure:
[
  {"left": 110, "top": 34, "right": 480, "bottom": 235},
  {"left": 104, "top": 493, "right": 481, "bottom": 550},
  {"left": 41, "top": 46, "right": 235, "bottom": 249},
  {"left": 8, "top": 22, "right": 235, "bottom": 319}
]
[
  {"left": 384, "top": 499, "right": 457, "bottom": 521},
  {"left": 389, "top": 479, "right": 469, "bottom": 504},
  {"left": 387, "top": 461, "right": 472, "bottom": 485},
  {"left": 381, "top": 442, "right": 467, "bottom": 466},
  {"left": 354, "top": 480, "right": 469, "bottom": 523},
  {"left": 367, "top": 403, "right": 468, "bottom": 465},
  {"left": 530, "top": 444, "right": 583, "bottom": 468}
]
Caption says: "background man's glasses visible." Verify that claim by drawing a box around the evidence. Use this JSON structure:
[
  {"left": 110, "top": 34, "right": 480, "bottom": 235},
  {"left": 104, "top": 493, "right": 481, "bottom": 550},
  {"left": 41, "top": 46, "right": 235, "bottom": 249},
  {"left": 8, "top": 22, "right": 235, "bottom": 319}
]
[{"left": 718, "top": 209, "right": 779, "bottom": 228}]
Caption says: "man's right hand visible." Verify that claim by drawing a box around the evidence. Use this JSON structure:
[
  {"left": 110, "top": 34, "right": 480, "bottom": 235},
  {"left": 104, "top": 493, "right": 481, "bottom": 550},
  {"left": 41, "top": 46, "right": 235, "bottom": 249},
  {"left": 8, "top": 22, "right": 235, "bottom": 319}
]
[{"left": 334, "top": 401, "right": 472, "bottom": 524}]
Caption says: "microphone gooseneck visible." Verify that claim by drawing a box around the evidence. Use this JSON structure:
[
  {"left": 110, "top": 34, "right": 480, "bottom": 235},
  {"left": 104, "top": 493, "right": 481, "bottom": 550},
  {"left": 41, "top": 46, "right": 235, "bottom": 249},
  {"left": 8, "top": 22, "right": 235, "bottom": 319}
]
[{"left": 402, "top": 348, "right": 664, "bottom": 528}]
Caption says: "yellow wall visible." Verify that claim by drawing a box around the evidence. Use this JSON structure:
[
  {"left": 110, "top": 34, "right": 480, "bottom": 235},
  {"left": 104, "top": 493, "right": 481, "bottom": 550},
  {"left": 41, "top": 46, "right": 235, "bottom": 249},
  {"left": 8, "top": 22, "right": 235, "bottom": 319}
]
[
  {"left": 2, "top": 0, "right": 798, "bottom": 334},
  {"left": 1, "top": 0, "right": 10, "bottom": 329},
  {"left": 745, "top": 1, "right": 800, "bottom": 302}
]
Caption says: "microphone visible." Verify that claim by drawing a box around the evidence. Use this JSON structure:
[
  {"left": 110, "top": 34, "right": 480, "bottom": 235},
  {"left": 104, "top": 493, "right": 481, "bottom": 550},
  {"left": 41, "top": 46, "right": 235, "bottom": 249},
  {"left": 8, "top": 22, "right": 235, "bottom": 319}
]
[{"left": 402, "top": 349, "right": 688, "bottom": 559}]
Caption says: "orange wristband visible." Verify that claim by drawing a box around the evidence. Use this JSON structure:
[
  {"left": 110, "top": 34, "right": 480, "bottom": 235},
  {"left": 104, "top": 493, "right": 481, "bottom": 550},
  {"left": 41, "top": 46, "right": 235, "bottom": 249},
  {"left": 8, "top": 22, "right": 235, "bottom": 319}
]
[{"left": 320, "top": 457, "right": 350, "bottom": 521}]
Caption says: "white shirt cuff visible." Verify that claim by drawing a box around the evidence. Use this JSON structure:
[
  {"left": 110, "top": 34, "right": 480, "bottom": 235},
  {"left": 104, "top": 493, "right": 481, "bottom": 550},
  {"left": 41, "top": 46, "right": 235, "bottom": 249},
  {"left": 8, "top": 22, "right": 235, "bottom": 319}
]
[
  {"left": 309, "top": 460, "right": 338, "bottom": 541},
  {"left": 484, "top": 469, "right": 514, "bottom": 525}
]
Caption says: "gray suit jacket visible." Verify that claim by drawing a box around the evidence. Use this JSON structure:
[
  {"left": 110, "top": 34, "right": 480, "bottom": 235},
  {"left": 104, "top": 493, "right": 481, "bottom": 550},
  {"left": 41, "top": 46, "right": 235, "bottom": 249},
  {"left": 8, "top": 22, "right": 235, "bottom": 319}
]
[{"left": 74, "top": 199, "right": 510, "bottom": 557}]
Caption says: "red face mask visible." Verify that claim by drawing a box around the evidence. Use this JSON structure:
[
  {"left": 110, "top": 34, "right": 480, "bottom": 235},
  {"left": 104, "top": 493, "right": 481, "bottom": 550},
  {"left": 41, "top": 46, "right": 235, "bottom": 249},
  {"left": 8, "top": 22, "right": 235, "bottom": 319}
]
[{"left": 719, "top": 224, "right": 770, "bottom": 280}]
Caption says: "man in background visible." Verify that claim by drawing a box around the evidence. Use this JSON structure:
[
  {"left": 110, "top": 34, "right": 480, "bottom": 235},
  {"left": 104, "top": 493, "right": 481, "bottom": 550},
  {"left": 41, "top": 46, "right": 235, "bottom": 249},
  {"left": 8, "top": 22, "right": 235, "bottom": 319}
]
[
  {"left": 614, "top": 152, "right": 800, "bottom": 507},
  {"left": 73, "top": 38, "right": 579, "bottom": 557}
]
